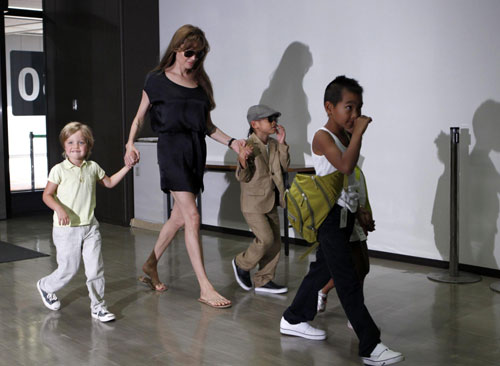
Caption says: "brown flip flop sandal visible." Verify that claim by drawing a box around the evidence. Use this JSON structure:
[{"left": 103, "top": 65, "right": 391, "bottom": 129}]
[{"left": 138, "top": 276, "right": 168, "bottom": 292}]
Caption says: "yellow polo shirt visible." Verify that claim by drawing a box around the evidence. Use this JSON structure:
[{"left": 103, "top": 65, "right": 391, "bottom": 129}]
[{"left": 48, "top": 159, "right": 106, "bottom": 227}]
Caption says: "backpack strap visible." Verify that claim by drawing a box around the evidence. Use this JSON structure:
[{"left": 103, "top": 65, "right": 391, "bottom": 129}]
[{"left": 319, "top": 127, "right": 356, "bottom": 193}]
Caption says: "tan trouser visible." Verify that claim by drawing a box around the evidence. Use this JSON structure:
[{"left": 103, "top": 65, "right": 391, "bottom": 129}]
[{"left": 236, "top": 206, "right": 282, "bottom": 287}]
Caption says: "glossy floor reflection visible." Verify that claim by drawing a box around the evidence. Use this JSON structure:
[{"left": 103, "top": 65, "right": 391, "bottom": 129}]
[{"left": 1, "top": 214, "right": 500, "bottom": 366}]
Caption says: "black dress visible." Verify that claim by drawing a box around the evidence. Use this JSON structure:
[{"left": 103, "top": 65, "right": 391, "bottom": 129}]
[{"left": 144, "top": 71, "right": 211, "bottom": 194}]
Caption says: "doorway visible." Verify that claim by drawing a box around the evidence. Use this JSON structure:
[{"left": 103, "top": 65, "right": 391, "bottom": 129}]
[{"left": 2, "top": 0, "right": 47, "bottom": 216}]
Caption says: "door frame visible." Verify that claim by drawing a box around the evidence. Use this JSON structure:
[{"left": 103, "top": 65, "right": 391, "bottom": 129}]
[{"left": 1, "top": 3, "right": 46, "bottom": 218}]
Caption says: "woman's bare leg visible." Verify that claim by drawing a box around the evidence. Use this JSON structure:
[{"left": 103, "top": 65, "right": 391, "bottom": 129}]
[
  {"left": 171, "top": 191, "right": 231, "bottom": 307},
  {"left": 142, "top": 202, "right": 185, "bottom": 291}
]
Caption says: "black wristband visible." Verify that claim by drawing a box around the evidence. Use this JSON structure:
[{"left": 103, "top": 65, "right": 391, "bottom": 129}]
[{"left": 228, "top": 138, "right": 236, "bottom": 148}]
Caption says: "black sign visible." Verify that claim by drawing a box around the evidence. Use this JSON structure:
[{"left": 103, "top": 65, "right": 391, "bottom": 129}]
[{"left": 10, "top": 50, "right": 46, "bottom": 116}]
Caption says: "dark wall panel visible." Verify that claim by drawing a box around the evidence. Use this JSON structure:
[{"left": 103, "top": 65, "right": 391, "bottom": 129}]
[
  {"left": 121, "top": 0, "right": 159, "bottom": 219},
  {"left": 0, "top": 10, "right": 10, "bottom": 219},
  {"left": 44, "top": 0, "right": 158, "bottom": 225}
]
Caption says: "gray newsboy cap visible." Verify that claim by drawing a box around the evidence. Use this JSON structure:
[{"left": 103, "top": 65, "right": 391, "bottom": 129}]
[{"left": 246, "top": 104, "right": 281, "bottom": 124}]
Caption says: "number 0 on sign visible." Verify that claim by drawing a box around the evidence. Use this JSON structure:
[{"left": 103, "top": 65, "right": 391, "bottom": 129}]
[{"left": 10, "top": 50, "right": 46, "bottom": 116}]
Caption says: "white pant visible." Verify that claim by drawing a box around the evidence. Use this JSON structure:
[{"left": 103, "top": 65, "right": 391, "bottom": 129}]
[{"left": 39, "top": 222, "right": 106, "bottom": 312}]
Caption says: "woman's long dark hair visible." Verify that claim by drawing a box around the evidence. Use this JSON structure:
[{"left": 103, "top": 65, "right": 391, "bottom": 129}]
[{"left": 154, "top": 25, "right": 215, "bottom": 110}]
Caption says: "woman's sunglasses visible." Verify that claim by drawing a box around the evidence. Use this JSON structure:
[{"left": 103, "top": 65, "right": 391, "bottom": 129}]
[{"left": 183, "top": 49, "right": 205, "bottom": 59}]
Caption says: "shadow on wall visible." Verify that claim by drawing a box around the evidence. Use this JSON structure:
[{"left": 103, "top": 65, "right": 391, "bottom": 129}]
[
  {"left": 431, "top": 100, "right": 500, "bottom": 270},
  {"left": 259, "top": 41, "right": 313, "bottom": 166},
  {"left": 465, "top": 100, "right": 500, "bottom": 269},
  {"left": 217, "top": 42, "right": 313, "bottom": 230}
]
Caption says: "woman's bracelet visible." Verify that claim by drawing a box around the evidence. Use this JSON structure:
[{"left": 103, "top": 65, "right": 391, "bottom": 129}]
[{"left": 227, "top": 138, "right": 236, "bottom": 148}]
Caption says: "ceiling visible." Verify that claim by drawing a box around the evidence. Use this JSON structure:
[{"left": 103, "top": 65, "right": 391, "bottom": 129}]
[
  {"left": 8, "top": 0, "right": 42, "bottom": 10},
  {"left": 5, "top": 17, "right": 42, "bottom": 35},
  {"left": 4, "top": 0, "right": 42, "bottom": 36}
]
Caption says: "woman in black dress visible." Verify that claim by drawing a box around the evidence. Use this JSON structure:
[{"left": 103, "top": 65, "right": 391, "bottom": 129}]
[{"left": 125, "top": 25, "right": 244, "bottom": 308}]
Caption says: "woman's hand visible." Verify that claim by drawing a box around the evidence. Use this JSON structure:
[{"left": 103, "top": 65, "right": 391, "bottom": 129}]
[
  {"left": 124, "top": 91, "right": 150, "bottom": 166},
  {"left": 125, "top": 143, "right": 140, "bottom": 167},
  {"left": 230, "top": 139, "right": 247, "bottom": 154},
  {"left": 276, "top": 124, "right": 286, "bottom": 144},
  {"left": 238, "top": 145, "right": 253, "bottom": 169},
  {"left": 238, "top": 145, "right": 253, "bottom": 160}
]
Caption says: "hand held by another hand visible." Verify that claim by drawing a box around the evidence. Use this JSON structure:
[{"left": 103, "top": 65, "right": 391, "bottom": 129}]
[
  {"left": 357, "top": 206, "right": 375, "bottom": 234},
  {"left": 232, "top": 139, "right": 247, "bottom": 154},
  {"left": 124, "top": 144, "right": 140, "bottom": 166},
  {"left": 239, "top": 145, "right": 253, "bottom": 161}
]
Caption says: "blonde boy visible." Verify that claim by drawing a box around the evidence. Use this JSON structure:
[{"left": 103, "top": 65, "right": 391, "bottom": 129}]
[{"left": 37, "top": 122, "right": 132, "bottom": 322}]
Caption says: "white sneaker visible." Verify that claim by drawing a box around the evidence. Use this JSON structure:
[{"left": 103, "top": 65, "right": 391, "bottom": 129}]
[
  {"left": 37, "top": 280, "right": 61, "bottom": 311},
  {"left": 280, "top": 317, "right": 326, "bottom": 340},
  {"left": 362, "top": 343, "right": 404, "bottom": 366},
  {"left": 91, "top": 309, "right": 116, "bottom": 322},
  {"left": 317, "top": 290, "right": 327, "bottom": 312},
  {"left": 255, "top": 281, "right": 288, "bottom": 294}
]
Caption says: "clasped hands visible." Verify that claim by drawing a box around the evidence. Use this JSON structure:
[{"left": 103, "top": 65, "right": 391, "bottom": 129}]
[
  {"left": 357, "top": 206, "right": 375, "bottom": 235},
  {"left": 124, "top": 144, "right": 140, "bottom": 168}
]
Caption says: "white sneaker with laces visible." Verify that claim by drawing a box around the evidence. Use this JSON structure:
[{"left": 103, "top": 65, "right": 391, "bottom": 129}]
[
  {"left": 280, "top": 317, "right": 326, "bottom": 340},
  {"left": 91, "top": 309, "right": 116, "bottom": 322},
  {"left": 362, "top": 342, "right": 404, "bottom": 366}
]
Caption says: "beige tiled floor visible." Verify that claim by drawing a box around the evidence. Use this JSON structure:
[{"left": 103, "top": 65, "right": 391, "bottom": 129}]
[{"left": 1, "top": 214, "right": 499, "bottom": 366}]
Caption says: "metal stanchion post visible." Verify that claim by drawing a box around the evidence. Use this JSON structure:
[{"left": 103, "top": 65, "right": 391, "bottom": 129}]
[
  {"left": 428, "top": 127, "right": 481, "bottom": 284},
  {"left": 29, "top": 132, "right": 35, "bottom": 191},
  {"left": 29, "top": 132, "right": 46, "bottom": 191}
]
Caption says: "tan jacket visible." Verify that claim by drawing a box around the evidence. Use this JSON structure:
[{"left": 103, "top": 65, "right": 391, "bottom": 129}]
[{"left": 236, "top": 133, "right": 290, "bottom": 214}]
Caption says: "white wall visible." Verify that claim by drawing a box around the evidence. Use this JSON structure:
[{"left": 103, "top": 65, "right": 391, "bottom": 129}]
[{"left": 158, "top": 0, "right": 500, "bottom": 270}]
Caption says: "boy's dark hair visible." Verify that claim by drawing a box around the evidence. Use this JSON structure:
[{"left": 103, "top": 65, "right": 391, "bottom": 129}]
[
  {"left": 248, "top": 126, "right": 254, "bottom": 137},
  {"left": 324, "top": 75, "right": 363, "bottom": 106}
]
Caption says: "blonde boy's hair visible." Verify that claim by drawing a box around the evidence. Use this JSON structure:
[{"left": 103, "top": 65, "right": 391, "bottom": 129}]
[{"left": 59, "top": 121, "right": 94, "bottom": 160}]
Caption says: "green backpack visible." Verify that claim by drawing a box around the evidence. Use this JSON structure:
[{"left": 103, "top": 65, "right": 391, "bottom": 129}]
[
  {"left": 286, "top": 167, "right": 370, "bottom": 244},
  {"left": 285, "top": 171, "right": 347, "bottom": 244}
]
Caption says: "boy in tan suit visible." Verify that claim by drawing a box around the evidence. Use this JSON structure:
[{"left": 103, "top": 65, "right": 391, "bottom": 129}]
[{"left": 232, "top": 105, "right": 290, "bottom": 294}]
